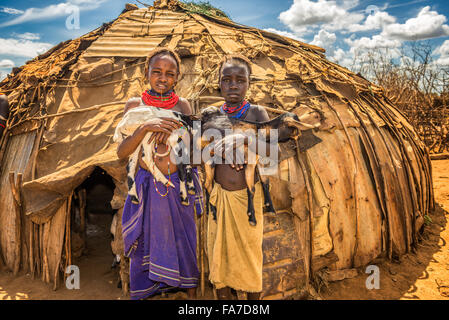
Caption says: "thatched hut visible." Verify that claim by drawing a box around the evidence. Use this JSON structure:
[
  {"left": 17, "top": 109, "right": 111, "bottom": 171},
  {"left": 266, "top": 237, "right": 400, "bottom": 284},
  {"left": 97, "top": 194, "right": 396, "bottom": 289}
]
[{"left": 0, "top": 0, "right": 433, "bottom": 299}]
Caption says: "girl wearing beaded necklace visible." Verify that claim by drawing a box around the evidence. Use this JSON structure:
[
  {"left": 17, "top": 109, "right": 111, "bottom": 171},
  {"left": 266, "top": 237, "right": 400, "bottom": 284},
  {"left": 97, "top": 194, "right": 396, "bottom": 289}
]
[
  {"left": 206, "top": 54, "right": 273, "bottom": 300},
  {"left": 117, "top": 48, "right": 202, "bottom": 300}
]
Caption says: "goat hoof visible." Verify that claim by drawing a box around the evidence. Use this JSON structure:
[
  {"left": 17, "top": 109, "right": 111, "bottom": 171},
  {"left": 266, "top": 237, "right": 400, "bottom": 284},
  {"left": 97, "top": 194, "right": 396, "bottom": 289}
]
[
  {"left": 263, "top": 205, "right": 276, "bottom": 214},
  {"left": 131, "top": 199, "right": 139, "bottom": 204},
  {"left": 249, "top": 220, "right": 257, "bottom": 227},
  {"left": 210, "top": 205, "right": 217, "bottom": 220},
  {"left": 188, "top": 189, "right": 196, "bottom": 195},
  {"left": 181, "top": 199, "right": 190, "bottom": 206}
]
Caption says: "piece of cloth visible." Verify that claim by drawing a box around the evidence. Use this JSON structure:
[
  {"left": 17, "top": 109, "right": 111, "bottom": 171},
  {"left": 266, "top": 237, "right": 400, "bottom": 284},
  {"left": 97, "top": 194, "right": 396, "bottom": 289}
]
[
  {"left": 207, "top": 181, "right": 264, "bottom": 293},
  {"left": 122, "top": 166, "right": 203, "bottom": 300}
]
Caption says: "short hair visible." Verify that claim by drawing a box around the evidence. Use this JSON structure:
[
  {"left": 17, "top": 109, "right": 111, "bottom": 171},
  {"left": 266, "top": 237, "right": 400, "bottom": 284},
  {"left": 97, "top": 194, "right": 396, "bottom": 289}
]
[
  {"left": 144, "top": 47, "right": 182, "bottom": 80},
  {"left": 219, "top": 54, "right": 252, "bottom": 81}
]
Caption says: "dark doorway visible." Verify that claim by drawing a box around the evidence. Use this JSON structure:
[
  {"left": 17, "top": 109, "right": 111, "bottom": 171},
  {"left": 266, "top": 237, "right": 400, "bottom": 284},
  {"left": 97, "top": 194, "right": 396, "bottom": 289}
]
[{"left": 68, "top": 166, "right": 122, "bottom": 296}]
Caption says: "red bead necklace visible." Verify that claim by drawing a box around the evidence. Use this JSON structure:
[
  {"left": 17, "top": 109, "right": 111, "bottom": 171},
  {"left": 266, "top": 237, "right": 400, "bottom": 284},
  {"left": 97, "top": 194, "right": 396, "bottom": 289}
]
[
  {"left": 221, "top": 100, "right": 248, "bottom": 113},
  {"left": 141, "top": 89, "right": 179, "bottom": 109}
]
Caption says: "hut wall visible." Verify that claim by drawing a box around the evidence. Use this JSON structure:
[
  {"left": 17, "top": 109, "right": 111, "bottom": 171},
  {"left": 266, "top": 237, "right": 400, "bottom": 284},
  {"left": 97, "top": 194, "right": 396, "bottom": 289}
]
[{"left": 0, "top": 131, "right": 36, "bottom": 271}]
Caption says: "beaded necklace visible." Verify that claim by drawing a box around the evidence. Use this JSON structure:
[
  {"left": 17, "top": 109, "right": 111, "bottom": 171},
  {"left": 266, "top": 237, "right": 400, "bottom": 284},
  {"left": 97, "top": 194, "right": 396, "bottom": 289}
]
[
  {"left": 141, "top": 89, "right": 179, "bottom": 109},
  {"left": 152, "top": 143, "right": 171, "bottom": 197},
  {"left": 221, "top": 100, "right": 251, "bottom": 119}
]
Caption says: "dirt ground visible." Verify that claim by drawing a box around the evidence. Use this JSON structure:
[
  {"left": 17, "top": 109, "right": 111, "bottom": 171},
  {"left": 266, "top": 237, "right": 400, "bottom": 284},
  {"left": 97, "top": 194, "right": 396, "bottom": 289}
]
[
  {"left": 321, "top": 159, "right": 449, "bottom": 300},
  {"left": 0, "top": 160, "right": 448, "bottom": 300}
]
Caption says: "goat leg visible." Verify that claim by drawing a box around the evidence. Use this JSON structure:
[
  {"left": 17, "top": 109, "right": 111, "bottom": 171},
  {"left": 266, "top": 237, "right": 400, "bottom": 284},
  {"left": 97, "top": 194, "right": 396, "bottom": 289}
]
[
  {"left": 176, "top": 144, "right": 189, "bottom": 206},
  {"left": 177, "top": 162, "right": 189, "bottom": 206},
  {"left": 246, "top": 187, "right": 256, "bottom": 226},
  {"left": 204, "top": 161, "right": 217, "bottom": 220},
  {"left": 204, "top": 189, "right": 217, "bottom": 221},
  {"left": 245, "top": 163, "right": 257, "bottom": 226},
  {"left": 257, "top": 166, "right": 276, "bottom": 214},
  {"left": 186, "top": 165, "right": 196, "bottom": 195},
  {"left": 126, "top": 154, "right": 139, "bottom": 204}
]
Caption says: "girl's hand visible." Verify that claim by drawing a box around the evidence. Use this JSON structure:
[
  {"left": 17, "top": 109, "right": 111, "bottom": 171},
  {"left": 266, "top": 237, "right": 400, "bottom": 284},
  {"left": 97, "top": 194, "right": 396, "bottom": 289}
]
[
  {"left": 142, "top": 117, "right": 182, "bottom": 135},
  {"left": 149, "top": 132, "right": 171, "bottom": 145}
]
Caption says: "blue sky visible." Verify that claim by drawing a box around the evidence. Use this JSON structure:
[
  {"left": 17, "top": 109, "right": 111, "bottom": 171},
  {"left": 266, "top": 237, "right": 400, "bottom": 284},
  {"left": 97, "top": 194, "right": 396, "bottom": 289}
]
[{"left": 1, "top": 0, "right": 449, "bottom": 79}]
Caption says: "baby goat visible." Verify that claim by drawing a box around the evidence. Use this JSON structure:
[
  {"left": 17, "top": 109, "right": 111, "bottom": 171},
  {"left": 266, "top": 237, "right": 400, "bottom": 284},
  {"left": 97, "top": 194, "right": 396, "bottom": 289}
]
[
  {"left": 198, "top": 106, "right": 320, "bottom": 226},
  {"left": 114, "top": 105, "right": 195, "bottom": 206}
]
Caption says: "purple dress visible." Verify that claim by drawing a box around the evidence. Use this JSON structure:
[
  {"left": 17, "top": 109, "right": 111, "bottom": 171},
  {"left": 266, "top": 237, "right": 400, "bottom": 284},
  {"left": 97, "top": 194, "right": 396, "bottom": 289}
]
[{"left": 122, "top": 167, "right": 203, "bottom": 300}]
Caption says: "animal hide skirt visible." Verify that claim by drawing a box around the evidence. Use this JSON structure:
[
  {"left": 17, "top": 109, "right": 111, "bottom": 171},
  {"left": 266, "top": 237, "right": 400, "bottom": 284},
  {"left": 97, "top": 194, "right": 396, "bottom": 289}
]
[
  {"left": 207, "top": 182, "right": 264, "bottom": 293},
  {"left": 122, "top": 167, "right": 203, "bottom": 300}
]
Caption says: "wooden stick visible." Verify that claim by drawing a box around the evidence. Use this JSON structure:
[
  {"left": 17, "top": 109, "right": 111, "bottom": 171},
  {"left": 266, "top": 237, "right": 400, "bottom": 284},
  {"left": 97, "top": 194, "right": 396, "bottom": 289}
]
[
  {"left": 430, "top": 152, "right": 449, "bottom": 160},
  {"left": 56, "top": 196, "right": 72, "bottom": 290},
  {"left": 7, "top": 101, "right": 126, "bottom": 131},
  {"left": 64, "top": 198, "right": 70, "bottom": 283},
  {"left": 79, "top": 189, "right": 87, "bottom": 251},
  {"left": 43, "top": 226, "right": 50, "bottom": 283},
  {"left": 200, "top": 211, "right": 205, "bottom": 298},
  {"left": 34, "top": 223, "right": 41, "bottom": 277},
  {"left": 295, "top": 143, "right": 313, "bottom": 292},
  {"left": 40, "top": 223, "right": 44, "bottom": 282},
  {"left": 9, "top": 171, "right": 21, "bottom": 205},
  {"left": 67, "top": 200, "right": 72, "bottom": 272},
  {"left": 9, "top": 172, "right": 22, "bottom": 275},
  {"left": 29, "top": 220, "right": 34, "bottom": 279}
]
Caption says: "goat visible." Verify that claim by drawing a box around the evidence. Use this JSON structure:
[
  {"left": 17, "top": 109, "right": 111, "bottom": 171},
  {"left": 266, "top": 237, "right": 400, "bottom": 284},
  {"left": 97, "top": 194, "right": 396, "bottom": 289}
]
[
  {"left": 198, "top": 106, "right": 321, "bottom": 226},
  {"left": 113, "top": 105, "right": 195, "bottom": 206}
]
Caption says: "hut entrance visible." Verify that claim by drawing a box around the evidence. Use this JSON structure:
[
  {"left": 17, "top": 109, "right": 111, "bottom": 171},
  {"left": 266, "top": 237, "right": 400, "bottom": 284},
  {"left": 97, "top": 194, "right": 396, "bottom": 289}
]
[{"left": 69, "top": 166, "right": 120, "bottom": 290}]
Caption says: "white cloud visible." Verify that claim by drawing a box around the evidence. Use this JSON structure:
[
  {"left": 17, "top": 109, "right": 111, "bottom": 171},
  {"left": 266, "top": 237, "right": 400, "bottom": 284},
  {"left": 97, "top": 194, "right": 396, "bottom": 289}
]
[
  {"left": 264, "top": 28, "right": 306, "bottom": 42},
  {"left": 434, "top": 56, "right": 449, "bottom": 66},
  {"left": 345, "top": 34, "right": 402, "bottom": 52},
  {"left": 311, "top": 30, "right": 336, "bottom": 49},
  {"left": 1, "top": 7, "right": 24, "bottom": 15},
  {"left": 278, "top": 0, "right": 364, "bottom": 34},
  {"left": 433, "top": 40, "right": 449, "bottom": 66},
  {"left": 328, "top": 47, "right": 354, "bottom": 68},
  {"left": 434, "top": 40, "right": 449, "bottom": 57},
  {"left": 346, "top": 11, "right": 396, "bottom": 33},
  {"left": 0, "top": 37, "right": 53, "bottom": 58},
  {"left": 16, "top": 32, "right": 41, "bottom": 41},
  {"left": 0, "top": 0, "right": 107, "bottom": 27},
  {"left": 0, "top": 59, "right": 15, "bottom": 81},
  {"left": 0, "top": 71, "right": 7, "bottom": 81},
  {"left": 0, "top": 59, "right": 15, "bottom": 68},
  {"left": 334, "top": 34, "right": 403, "bottom": 71},
  {"left": 382, "top": 6, "right": 449, "bottom": 40}
]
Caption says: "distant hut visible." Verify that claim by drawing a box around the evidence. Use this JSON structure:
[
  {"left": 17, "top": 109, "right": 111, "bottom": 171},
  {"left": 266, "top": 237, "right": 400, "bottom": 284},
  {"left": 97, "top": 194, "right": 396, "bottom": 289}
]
[{"left": 0, "top": 0, "right": 433, "bottom": 299}]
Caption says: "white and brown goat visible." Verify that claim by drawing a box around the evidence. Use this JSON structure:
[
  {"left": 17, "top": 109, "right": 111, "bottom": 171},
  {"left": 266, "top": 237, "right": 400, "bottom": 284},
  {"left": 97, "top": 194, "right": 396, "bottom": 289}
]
[{"left": 114, "top": 104, "right": 196, "bottom": 205}]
